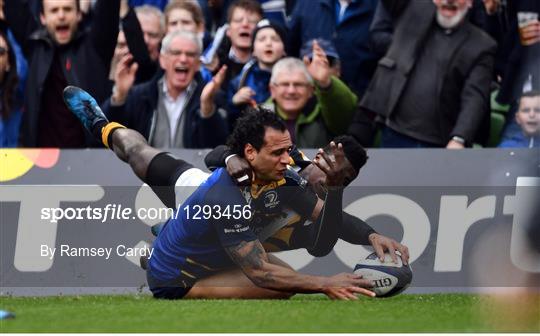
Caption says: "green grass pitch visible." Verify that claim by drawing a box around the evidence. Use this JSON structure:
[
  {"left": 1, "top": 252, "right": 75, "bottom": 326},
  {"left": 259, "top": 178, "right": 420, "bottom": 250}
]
[{"left": 1, "top": 293, "right": 538, "bottom": 332}]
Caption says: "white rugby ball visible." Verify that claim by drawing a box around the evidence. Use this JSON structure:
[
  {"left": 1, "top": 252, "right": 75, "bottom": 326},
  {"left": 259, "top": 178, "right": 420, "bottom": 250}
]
[{"left": 353, "top": 252, "right": 412, "bottom": 298}]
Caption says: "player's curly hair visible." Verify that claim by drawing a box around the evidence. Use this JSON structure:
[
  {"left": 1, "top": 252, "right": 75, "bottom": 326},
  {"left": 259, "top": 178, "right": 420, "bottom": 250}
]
[
  {"left": 326, "top": 135, "right": 368, "bottom": 174},
  {"left": 227, "top": 106, "right": 287, "bottom": 157}
]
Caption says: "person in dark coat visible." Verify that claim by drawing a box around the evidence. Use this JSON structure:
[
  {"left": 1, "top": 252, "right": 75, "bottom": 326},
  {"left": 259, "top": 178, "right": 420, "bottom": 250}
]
[
  {"left": 359, "top": 0, "right": 497, "bottom": 148},
  {"left": 287, "top": 0, "right": 379, "bottom": 98},
  {"left": 4, "top": 0, "right": 120, "bottom": 147},
  {"left": 226, "top": 19, "right": 286, "bottom": 129},
  {"left": 102, "top": 30, "right": 228, "bottom": 149},
  {"left": 369, "top": 0, "right": 503, "bottom": 60},
  {"left": 496, "top": 0, "right": 540, "bottom": 143},
  {"left": 211, "top": 0, "right": 263, "bottom": 90}
]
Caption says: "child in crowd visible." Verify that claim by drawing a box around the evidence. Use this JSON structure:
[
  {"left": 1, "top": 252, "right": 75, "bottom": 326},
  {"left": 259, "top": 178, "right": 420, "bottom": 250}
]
[
  {"left": 227, "top": 19, "right": 286, "bottom": 127},
  {"left": 499, "top": 91, "right": 540, "bottom": 148}
]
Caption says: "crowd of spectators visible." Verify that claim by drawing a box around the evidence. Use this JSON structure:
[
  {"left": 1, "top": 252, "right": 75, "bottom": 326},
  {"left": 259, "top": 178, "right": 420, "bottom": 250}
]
[{"left": 0, "top": 0, "right": 539, "bottom": 149}]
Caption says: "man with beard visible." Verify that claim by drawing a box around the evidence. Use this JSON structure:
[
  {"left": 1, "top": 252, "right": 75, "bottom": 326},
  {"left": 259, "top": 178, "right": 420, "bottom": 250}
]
[
  {"left": 4, "top": 0, "right": 120, "bottom": 147},
  {"left": 359, "top": 0, "right": 497, "bottom": 148}
]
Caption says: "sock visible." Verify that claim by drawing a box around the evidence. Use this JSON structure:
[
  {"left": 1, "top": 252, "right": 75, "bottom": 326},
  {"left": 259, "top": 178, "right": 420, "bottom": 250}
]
[
  {"left": 100, "top": 122, "right": 126, "bottom": 149},
  {"left": 92, "top": 120, "right": 108, "bottom": 141}
]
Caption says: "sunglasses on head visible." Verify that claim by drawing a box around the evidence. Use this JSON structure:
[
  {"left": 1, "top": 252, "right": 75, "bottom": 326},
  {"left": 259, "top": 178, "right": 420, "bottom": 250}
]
[{"left": 0, "top": 46, "right": 7, "bottom": 55}]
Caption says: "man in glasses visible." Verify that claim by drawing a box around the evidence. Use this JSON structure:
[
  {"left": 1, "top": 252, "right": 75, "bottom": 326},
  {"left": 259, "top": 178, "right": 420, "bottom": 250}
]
[
  {"left": 102, "top": 30, "right": 228, "bottom": 149},
  {"left": 263, "top": 41, "right": 357, "bottom": 148}
]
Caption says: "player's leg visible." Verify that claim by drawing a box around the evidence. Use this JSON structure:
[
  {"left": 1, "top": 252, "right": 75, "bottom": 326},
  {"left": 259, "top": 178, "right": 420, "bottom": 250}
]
[
  {"left": 63, "top": 86, "right": 160, "bottom": 180},
  {"left": 184, "top": 255, "right": 295, "bottom": 299},
  {"left": 63, "top": 86, "right": 194, "bottom": 207},
  {"left": 108, "top": 128, "right": 162, "bottom": 180}
]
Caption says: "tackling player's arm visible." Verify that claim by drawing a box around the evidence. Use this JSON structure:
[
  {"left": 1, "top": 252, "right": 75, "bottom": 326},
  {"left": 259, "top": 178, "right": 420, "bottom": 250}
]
[
  {"left": 290, "top": 144, "right": 350, "bottom": 256},
  {"left": 204, "top": 145, "right": 232, "bottom": 172},
  {"left": 204, "top": 145, "right": 310, "bottom": 184},
  {"left": 224, "top": 239, "right": 375, "bottom": 300}
]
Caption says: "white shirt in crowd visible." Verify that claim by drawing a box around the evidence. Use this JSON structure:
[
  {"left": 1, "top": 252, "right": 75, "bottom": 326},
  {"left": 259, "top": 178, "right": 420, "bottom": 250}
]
[{"left": 162, "top": 80, "right": 187, "bottom": 142}]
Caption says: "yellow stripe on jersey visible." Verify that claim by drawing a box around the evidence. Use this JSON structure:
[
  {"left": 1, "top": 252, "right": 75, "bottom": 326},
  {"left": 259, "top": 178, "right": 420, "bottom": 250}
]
[
  {"left": 286, "top": 214, "right": 302, "bottom": 226},
  {"left": 262, "top": 241, "right": 282, "bottom": 253},
  {"left": 186, "top": 257, "right": 220, "bottom": 271},
  {"left": 264, "top": 237, "right": 290, "bottom": 252},
  {"left": 264, "top": 226, "right": 295, "bottom": 252},
  {"left": 273, "top": 226, "right": 294, "bottom": 242},
  {"left": 180, "top": 269, "right": 197, "bottom": 279},
  {"left": 299, "top": 150, "right": 309, "bottom": 162},
  {"left": 250, "top": 178, "right": 286, "bottom": 198}
]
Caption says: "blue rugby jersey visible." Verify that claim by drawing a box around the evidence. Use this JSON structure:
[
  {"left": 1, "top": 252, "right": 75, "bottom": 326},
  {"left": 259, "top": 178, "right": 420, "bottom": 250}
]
[{"left": 148, "top": 168, "right": 318, "bottom": 286}]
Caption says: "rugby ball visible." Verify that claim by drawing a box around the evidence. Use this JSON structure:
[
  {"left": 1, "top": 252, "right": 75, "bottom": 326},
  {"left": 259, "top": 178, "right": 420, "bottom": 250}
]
[{"left": 353, "top": 252, "right": 412, "bottom": 298}]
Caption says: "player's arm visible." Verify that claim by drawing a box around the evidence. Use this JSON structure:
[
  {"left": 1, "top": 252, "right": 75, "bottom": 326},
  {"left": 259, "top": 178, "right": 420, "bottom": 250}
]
[
  {"left": 89, "top": 0, "right": 121, "bottom": 62},
  {"left": 340, "top": 212, "right": 377, "bottom": 245},
  {"left": 277, "top": 173, "right": 341, "bottom": 256},
  {"left": 335, "top": 213, "right": 410, "bottom": 264},
  {"left": 204, "top": 145, "right": 308, "bottom": 181},
  {"left": 120, "top": 7, "right": 154, "bottom": 79},
  {"left": 204, "top": 145, "right": 232, "bottom": 171},
  {"left": 224, "top": 239, "right": 375, "bottom": 300},
  {"left": 306, "top": 143, "right": 353, "bottom": 255},
  {"left": 4, "top": 0, "right": 40, "bottom": 52},
  {"left": 307, "top": 190, "right": 341, "bottom": 257}
]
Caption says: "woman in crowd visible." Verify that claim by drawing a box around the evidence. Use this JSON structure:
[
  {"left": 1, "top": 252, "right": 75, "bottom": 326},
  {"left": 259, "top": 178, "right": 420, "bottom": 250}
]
[{"left": 0, "top": 28, "right": 21, "bottom": 147}]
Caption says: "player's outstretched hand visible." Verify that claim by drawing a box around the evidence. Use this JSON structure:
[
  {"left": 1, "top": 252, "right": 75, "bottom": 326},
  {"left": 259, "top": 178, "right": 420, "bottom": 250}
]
[
  {"left": 322, "top": 273, "right": 375, "bottom": 300},
  {"left": 368, "top": 233, "right": 410, "bottom": 265},
  {"left": 226, "top": 155, "right": 253, "bottom": 186},
  {"left": 312, "top": 141, "right": 350, "bottom": 187}
]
